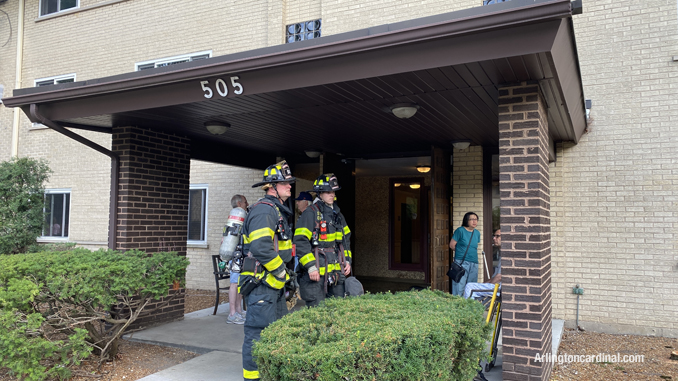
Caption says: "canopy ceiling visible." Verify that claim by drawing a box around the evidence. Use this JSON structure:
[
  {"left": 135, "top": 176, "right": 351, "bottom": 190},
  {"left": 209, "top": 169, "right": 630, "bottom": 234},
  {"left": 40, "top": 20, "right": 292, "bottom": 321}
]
[{"left": 3, "top": 0, "right": 586, "bottom": 167}]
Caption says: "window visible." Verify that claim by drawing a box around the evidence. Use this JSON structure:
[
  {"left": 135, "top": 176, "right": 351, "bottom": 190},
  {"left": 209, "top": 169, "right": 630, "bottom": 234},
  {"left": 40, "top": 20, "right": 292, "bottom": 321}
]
[
  {"left": 188, "top": 185, "right": 208, "bottom": 243},
  {"left": 42, "top": 189, "right": 71, "bottom": 239},
  {"left": 40, "top": 0, "right": 78, "bottom": 16},
  {"left": 34, "top": 73, "right": 76, "bottom": 87},
  {"left": 286, "top": 19, "right": 321, "bottom": 43},
  {"left": 389, "top": 178, "right": 428, "bottom": 271},
  {"left": 483, "top": 0, "right": 510, "bottom": 5},
  {"left": 135, "top": 51, "right": 212, "bottom": 71}
]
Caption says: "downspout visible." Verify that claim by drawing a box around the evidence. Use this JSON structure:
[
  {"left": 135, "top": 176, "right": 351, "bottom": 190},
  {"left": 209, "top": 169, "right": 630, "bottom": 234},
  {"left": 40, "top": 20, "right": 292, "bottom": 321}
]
[
  {"left": 30, "top": 104, "right": 119, "bottom": 250},
  {"left": 11, "top": 0, "right": 25, "bottom": 156}
]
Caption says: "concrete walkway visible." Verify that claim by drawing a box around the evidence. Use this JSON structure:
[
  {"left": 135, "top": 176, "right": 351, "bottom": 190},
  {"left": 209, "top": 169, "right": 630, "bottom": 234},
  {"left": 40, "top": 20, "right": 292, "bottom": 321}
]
[{"left": 127, "top": 303, "right": 565, "bottom": 381}]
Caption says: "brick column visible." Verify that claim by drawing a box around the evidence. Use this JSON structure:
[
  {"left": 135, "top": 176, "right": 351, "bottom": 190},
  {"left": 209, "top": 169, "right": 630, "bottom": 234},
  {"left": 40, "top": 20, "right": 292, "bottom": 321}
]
[
  {"left": 112, "top": 126, "right": 190, "bottom": 326},
  {"left": 498, "top": 83, "right": 553, "bottom": 381}
]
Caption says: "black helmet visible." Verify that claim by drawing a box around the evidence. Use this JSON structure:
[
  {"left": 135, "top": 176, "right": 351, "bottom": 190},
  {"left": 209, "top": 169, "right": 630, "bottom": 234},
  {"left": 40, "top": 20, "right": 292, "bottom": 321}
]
[
  {"left": 252, "top": 160, "right": 296, "bottom": 188},
  {"left": 312, "top": 173, "right": 340, "bottom": 193}
]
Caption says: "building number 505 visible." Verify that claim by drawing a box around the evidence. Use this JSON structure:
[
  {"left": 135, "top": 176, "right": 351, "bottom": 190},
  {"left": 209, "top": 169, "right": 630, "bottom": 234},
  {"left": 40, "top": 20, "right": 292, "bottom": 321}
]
[{"left": 200, "top": 76, "right": 243, "bottom": 99}]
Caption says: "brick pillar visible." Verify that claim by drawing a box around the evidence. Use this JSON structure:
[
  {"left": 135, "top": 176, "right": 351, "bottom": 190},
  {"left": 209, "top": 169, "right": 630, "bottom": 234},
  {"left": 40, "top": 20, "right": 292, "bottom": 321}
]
[
  {"left": 498, "top": 83, "right": 553, "bottom": 381},
  {"left": 112, "top": 126, "right": 190, "bottom": 326}
]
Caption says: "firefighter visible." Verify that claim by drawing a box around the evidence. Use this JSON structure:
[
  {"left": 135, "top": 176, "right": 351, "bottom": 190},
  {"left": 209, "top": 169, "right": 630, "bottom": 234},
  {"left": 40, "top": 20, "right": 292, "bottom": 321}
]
[
  {"left": 240, "top": 160, "right": 296, "bottom": 381},
  {"left": 293, "top": 173, "right": 352, "bottom": 307}
]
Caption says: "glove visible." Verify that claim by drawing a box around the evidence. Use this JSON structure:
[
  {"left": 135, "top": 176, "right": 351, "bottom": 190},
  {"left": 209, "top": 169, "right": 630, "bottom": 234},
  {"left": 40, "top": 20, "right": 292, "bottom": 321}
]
[{"left": 273, "top": 268, "right": 287, "bottom": 279}]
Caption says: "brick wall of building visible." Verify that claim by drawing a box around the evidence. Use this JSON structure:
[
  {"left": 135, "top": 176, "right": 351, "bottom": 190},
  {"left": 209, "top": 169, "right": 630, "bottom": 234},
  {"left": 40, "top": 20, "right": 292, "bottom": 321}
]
[
  {"left": 452, "top": 146, "right": 486, "bottom": 281},
  {"left": 549, "top": 0, "right": 678, "bottom": 336},
  {"left": 186, "top": 160, "right": 265, "bottom": 291},
  {"left": 0, "top": 0, "right": 19, "bottom": 162}
]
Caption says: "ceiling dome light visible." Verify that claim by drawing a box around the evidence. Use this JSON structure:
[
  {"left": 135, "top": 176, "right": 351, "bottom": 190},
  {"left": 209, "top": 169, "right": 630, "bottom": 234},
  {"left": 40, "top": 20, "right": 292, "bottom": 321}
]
[
  {"left": 410, "top": 183, "right": 421, "bottom": 189},
  {"left": 204, "top": 121, "right": 230, "bottom": 135},
  {"left": 451, "top": 140, "right": 471, "bottom": 150},
  {"left": 416, "top": 165, "right": 431, "bottom": 173},
  {"left": 390, "top": 103, "right": 420, "bottom": 119},
  {"left": 305, "top": 150, "right": 321, "bottom": 158}
]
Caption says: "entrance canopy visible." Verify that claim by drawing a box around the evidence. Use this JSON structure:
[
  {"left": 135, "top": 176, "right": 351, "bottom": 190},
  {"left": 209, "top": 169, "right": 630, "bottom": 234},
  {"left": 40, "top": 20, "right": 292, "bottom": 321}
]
[{"left": 3, "top": 0, "right": 586, "bottom": 166}]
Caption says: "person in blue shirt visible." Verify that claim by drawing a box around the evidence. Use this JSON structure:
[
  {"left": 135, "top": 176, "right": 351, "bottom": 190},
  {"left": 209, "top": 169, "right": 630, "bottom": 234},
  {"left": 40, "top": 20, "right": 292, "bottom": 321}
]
[{"left": 449, "top": 212, "right": 481, "bottom": 296}]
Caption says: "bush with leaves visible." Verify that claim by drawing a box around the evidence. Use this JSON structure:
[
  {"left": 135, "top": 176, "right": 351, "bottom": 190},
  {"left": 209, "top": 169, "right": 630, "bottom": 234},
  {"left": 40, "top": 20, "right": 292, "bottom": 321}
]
[
  {"left": 0, "top": 157, "right": 51, "bottom": 255},
  {"left": 0, "top": 248, "right": 189, "bottom": 381},
  {"left": 253, "top": 289, "right": 492, "bottom": 381}
]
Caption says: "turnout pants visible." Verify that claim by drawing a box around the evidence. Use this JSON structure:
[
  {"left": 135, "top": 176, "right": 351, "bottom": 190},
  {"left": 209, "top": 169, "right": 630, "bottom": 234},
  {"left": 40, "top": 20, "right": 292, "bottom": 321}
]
[
  {"left": 298, "top": 271, "right": 345, "bottom": 307},
  {"left": 242, "top": 283, "right": 288, "bottom": 381}
]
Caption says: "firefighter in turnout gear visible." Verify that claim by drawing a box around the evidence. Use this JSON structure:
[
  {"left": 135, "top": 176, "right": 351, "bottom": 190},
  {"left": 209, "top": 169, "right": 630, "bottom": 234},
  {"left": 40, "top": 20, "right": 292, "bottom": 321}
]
[
  {"left": 240, "top": 161, "right": 296, "bottom": 381},
  {"left": 293, "top": 173, "right": 353, "bottom": 307}
]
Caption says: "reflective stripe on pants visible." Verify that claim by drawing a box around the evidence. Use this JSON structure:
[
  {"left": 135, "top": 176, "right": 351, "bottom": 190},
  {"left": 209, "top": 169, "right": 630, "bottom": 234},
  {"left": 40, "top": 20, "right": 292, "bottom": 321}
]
[{"left": 242, "top": 283, "right": 288, "bottom": 380}]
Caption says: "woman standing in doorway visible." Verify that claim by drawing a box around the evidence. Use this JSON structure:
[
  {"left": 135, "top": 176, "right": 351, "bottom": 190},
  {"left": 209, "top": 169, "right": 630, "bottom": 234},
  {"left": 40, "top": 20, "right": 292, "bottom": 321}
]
[{"left": 449, "top": 212, "right": 481, "bottom": 296}]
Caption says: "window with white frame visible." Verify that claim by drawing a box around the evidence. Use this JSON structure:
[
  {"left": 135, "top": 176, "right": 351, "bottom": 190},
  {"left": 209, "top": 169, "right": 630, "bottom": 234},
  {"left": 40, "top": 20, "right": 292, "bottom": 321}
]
[
  {"left": 135, "top": 51, "right": 212, "bottom": 71},
  {"left": 34, "top": 73, "right": 76, "bottom": 87},
  {"left": 188, "top": 185, "right": 208, "bottom": 243},
  {"left": 42, "top": 189, "right": 71, "bottom": 239},
  {"left": 40, "top": 0, "right": 78, "bottom": 17}
]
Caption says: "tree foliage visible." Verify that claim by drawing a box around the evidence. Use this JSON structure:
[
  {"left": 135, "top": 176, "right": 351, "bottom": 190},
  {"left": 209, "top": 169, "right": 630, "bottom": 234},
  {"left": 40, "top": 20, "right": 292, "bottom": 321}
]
[
  {"left": 0, "top": 248, "right": 190, "bottom": 380},
  {"left": 0, "top": 157, "right": 52, "bottom": 254},
  {"left": 254, "top": 289, "right": 492, "bottom": 381}
]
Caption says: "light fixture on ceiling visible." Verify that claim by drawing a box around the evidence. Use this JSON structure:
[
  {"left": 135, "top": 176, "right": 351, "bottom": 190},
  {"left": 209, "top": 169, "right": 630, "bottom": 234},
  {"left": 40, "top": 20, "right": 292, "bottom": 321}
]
[
  {"left": 451, "top": 140, "right": 471, "bottom": 150},
  {"left": 394, "top": 183, "right": 402, "bottom": 187},
  {"left": 204, "top": 121, "right": 230, "bottom": 135},
  {"left": 416, "top": 165, "right": 431, "bottom": 173},
  {"left": 410, "top": 183, "right": 421, "bottom": 189},
  {"left": 305, "top": 150, "right": 321, "bottom": 158},
  {"left": 389, "top": 103, "right": 420, "bottom": 119}
]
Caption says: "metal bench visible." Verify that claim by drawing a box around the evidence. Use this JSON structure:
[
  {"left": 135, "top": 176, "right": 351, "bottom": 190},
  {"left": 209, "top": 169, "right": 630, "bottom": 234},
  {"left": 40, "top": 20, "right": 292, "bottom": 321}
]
[{"left": 211, "top": 254, "right": 231, "bottom": 315}]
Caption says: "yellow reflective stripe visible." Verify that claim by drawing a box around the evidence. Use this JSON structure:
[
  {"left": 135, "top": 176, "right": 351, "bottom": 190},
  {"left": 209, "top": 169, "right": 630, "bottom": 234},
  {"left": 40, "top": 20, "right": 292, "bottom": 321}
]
[
  {"left": 299, "top": 253, "right": 315, "bottom": 266},
  {"left": 244, "top": 227, "right": 274, "bottom": 244},
  {"left": 344, "top": 226, "right": 351, "bottom": 234},
  {"left": 264, "top": 273, "right": 288, "bottom": 289},
  {"left": 319, "top": 232, "right": 337, "bottom": 242},
  {"left": 319, "top": 266, "right": 326, "bottom": 275},
  {"left": 241, "top": 271, "right": 255, "bottom": 277},
  {"left": 331, "top": 263, "right": 340, "bottom": 271},
  {"left": 278, "top": 240, "right": 292, "bottom": 251},
  {"left": 263, "top": 256, "right": 283, "bottom": 272},
  {"left": 345, "top": 250, "right": 352, "bottom": 259},
  {"left": 336, "top": 232, "right": 343, "bottom": 240},
  {"left": 295, "top": 227, "right": 312, "bottom": 239},
  {"left": 244, "top": 369, "right": 260, "bottom": 379}
]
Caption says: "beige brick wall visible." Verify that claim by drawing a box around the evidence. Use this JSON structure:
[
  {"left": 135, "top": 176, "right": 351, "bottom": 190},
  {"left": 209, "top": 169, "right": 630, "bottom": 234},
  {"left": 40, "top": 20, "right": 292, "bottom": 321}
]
[
  {"left": 452, "top": 146, "right": 486, "bottom": 281},
  {"left": 185, "top": 160, "right": 265, "bottom": 291},
  {"left": 0, "top": 0, "right": 19, "bottom": 162},
  {"left": 550, "top": 0, "right": 678, "bottom": 336},
  {"left": 20, "top": 127, "right": 112, "bottom": 246}
]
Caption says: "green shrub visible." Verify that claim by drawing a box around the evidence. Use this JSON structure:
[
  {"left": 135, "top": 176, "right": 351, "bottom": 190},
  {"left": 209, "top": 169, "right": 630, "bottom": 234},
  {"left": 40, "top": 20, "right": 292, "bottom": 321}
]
[
  {"left": 0, "top": 248, "right": 189, "bottom": 381},
  {"left": 0, "top": 157, "right": 51, "bottom": 255},
  {"left": 253, "top": 289, "right": 491, "bottom": 381}
]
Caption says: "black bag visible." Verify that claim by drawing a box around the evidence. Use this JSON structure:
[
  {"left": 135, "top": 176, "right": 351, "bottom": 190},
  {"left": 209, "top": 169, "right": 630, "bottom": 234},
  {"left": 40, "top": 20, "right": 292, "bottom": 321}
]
[
  {"left": 447, "top": 261, "right": 466, "bottom": 283},
  {"left": 447, "top": 230, "right": 474, "bottom": 283},
  {"left": 344, "top": 276, "right": 364, "bottom": 297}
]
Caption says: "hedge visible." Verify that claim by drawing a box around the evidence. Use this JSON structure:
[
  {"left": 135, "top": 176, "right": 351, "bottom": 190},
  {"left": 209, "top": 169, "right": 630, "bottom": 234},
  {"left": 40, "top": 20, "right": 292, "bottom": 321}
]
[
  {"left": 0, "top": 248, "right": 189, "bottom": 381},
  {"left": 253, "top": 289, "right": 491, "bottom": 381}
]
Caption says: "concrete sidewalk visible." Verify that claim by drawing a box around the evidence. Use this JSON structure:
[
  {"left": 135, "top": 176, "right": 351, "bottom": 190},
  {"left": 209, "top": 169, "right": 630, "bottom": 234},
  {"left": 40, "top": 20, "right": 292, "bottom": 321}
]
[{"left": 126, "top": 302, "right": 565, "bottom": 381}]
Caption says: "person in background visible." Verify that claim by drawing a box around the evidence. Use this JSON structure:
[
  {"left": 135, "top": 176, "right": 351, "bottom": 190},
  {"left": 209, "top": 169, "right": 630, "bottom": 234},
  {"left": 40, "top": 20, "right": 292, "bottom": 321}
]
[
  {"left": 449, "top": 212, "right": 481, "bottom": 296},
  {"left": 226, "top": 194, "right": 249, "bottom": 324},
  {"left": 295, "top": 191, "right": 313, "bottom": 214},
  {"left": 463, "top": 228, "right": 501, "bottom": 299}
]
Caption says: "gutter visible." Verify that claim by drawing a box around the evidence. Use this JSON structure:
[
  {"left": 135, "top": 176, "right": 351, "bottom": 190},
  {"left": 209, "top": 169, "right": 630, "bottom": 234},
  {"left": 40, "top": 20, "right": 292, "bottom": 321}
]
[
  {"left": 30, "top": 104, "right": 119, "bottom": 251},
  {"left": 11, "top": 0, "right": 25, "bottom": 156}
]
